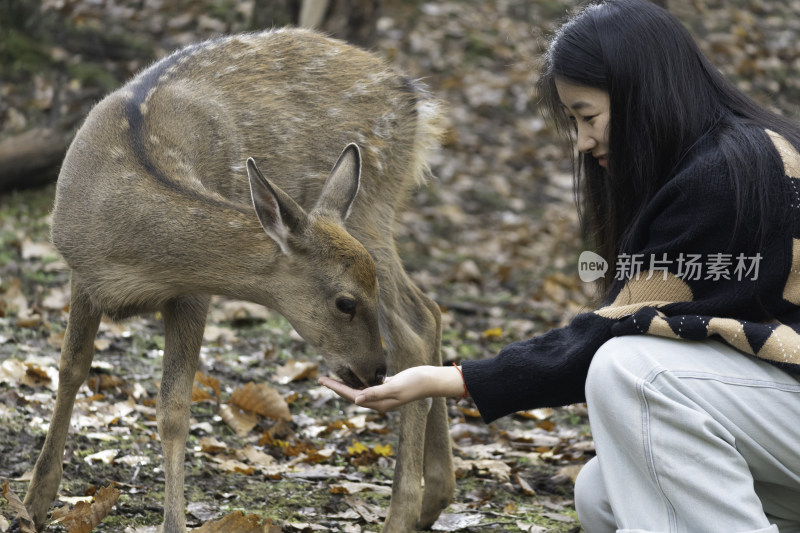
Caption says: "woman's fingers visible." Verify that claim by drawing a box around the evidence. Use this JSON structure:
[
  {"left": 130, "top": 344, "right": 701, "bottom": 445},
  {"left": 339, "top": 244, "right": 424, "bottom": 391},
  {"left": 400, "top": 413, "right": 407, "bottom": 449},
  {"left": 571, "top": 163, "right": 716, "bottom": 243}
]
[
  {"left": 355, "top": 383, "right": 396, "bottom": 404},
  {"left": 318, "top": 376, "right": 403, "bottom": 413},
  {"left": 318, "top": 376, "right": 360, "bottom": 403}
]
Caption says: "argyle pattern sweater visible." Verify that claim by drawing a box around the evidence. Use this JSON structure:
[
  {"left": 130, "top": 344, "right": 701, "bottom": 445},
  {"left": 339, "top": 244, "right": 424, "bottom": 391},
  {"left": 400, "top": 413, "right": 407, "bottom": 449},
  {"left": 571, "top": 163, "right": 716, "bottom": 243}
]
[{"left": 462, "top": 128, "right": 800, "bottom": 423}]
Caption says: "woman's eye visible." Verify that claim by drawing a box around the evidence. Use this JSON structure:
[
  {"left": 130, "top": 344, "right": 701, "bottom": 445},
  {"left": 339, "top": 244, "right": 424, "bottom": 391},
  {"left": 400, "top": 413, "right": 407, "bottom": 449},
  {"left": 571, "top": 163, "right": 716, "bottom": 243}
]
[{"left": 584, "top": 115, "right": 597, "bottom": 123}]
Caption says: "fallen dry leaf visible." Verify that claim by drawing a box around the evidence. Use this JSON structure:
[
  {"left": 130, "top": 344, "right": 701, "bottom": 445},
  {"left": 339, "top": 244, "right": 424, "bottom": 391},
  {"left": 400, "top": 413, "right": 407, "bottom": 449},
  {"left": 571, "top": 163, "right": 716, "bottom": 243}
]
[
  {"left": 16, "top": 315, "right": 42, "bottom": 328},
  {"left": 552, "top": 464, "right": 583, "bottom": 485},
  {"left": 431, "top": 513, "right": 483, "bottom": 531},
  {"left": 193, "top": 510, "right": 280, "bottom": 533},
  {"left": 275, "top": 359, "right": 318, "bottom": 384},
  {"left": 2, "top": 481, "right": 37, "bottom": 533},
  {"left": 0, "top": 278, "right": 29, "bottom": 317},
  {"left": 194, "top": 371, "right": 221, "bottom": 402},
  {"left": 21, "top": 239, "right": 57, "bottom": 260},
  {"left": 191, "top": 386, "right": 214, "bottom": 403},
  {"left": 514, "top": 473, "right": 536, "bottom": 496},
  {"left": 482, "top": 327, "right": 503, "bottom": 340},
  {"left": 343, "top": 496, "right": 383, "bottom": 524},
  {"left": 75, "top": 398, "right": 135, "bottom": 429},
  {"left": 502, "top": 428, "right": 561, "bottom": 448},
  {"left": 0, "top": 359, "right": 58, "bottom": 391},
  {"left": 347, "top": 442, "right": 369, "bottom": 456},
  {"left": 93, "top": 338, "right": 112, "bottom": 352},
  {"left": 24, "top": 363, "right": 52, "bottom": 384},
  {"left": 97, "top": 317, "right": 129, "bottom": 337},
  {"left": 219, "top": 403, "right": 259, "bottom": 437},
  {"left": 84, "top": 449, "right": 119, "bottom": 465},
  {"left": 213, "top": 300, "right": 273, "bottom": 323},
  {"left": 346, "top": 441, "right": 393, "bottom": 466},
  {"left": 87, "top": 374, "right": 123, "bottom": 392},
  {"left": 373, "top": 443, "right": 393, "bottom": 457},
  {"left": 457, "top": 405, "right": 482, "bottom": 418},
  {"left": 51, "top": 485, "right": 120, "bottom": 533},
  {"left": 113, "top": 454, "right": 150, "bottom": 467},
  {"left": 329, "top": 482, "right": 392, "bottom": 496},
  {"left": 229, "top": 382, "right": 291, "bottom": 421},
  {"left": 198, "top": 436, "right": 227, "bottom": 454},
  {"left": 47, "top": 330, "right": 66, "bottom": 349},
  {"left": 515, "top": 407, "right": 554, "bottom": 420},
  {"left": 41, "top": 286, "right": 70, "bottom": 311},
  {"left": 213, "top": 458, "right": 256, "bottom": 476},
  {"left": 299, "top": 447, "right": 335, "bottom": 464},
  {"left": 0, "top": 359, "right": 25, "bottom": 384},
  {"left": 236, "top": 446, "right": 275, "bottom": 468},
  {"left": 202, "top": 324, "right": 238, "bottom": 344},
  {"left": 453, "top": 456, "right": 511, "bottom": 482}
]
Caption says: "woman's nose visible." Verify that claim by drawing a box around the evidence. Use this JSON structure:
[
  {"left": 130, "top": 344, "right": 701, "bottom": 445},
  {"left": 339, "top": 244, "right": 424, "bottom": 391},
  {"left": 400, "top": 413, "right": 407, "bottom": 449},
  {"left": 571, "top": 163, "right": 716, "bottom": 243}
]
[{"left": 577, "top": 128, "right": 597, "bottom": 154}]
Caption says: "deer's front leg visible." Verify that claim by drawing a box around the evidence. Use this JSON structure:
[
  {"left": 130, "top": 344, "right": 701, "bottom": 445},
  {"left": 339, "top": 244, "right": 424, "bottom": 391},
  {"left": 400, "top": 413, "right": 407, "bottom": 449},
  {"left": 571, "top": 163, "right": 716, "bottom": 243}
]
[
  {"left": 381, "top": 290, "right": 454, "bottom": 532},
  {"left": 417, "top": 396, "right": 455, "bottom": 527},
  {"left": 157, "top": 295, "right": 209, "bottom": 533},
  {"left": 383, "top": 399, "right": 428, "bottom": 532},
  {"left": 383, "top": 393, "right": 454, "bottom": 531}
]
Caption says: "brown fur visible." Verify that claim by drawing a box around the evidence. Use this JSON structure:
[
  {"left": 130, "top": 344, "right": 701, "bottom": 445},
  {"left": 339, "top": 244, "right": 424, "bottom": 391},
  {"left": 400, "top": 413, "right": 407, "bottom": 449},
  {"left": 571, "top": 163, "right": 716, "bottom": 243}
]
[{"left": 24, "top": 28, "right": 454, "bottom": 532}]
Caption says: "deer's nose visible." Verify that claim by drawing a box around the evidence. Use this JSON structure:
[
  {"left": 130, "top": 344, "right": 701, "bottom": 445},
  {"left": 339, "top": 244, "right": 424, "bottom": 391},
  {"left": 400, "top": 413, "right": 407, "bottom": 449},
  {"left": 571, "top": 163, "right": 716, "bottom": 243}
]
[
  {"left": 371, "top": 366, "right": 387, "bottom": 387},
  {"left": 336, "top": 364, "right": 386, "bottom": 389},
  {"left": 337, "top": 367, "right": 364, "bottom": 389}
]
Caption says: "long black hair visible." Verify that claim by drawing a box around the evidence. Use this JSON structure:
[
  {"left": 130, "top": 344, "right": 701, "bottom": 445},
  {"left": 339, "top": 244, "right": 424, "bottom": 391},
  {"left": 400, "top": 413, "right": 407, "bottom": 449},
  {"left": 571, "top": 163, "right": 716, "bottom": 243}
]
[{"left": 538, "top": 0, "right": 800, "bottom": 294}]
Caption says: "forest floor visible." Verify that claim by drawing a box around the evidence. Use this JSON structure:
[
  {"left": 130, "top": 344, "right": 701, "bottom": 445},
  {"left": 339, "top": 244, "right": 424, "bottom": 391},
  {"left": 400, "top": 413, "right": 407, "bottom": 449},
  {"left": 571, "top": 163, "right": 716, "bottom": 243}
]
[{"left": 1, "top": 0, "right": 798, "bottom": 531}]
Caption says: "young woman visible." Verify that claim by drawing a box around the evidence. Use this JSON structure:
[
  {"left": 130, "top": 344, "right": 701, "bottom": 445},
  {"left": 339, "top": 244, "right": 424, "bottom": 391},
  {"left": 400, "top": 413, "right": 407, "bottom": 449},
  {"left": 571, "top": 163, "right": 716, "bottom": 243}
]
[{"left": 321, "top": 1, "right": 800, "bottom": 530}]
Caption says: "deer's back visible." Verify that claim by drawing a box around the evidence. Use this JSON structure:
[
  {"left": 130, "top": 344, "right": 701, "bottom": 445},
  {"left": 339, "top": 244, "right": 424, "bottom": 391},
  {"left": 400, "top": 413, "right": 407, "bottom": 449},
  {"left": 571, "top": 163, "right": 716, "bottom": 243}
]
[{"left": 51, "top": 29, "right": 444, "bottom": 314}]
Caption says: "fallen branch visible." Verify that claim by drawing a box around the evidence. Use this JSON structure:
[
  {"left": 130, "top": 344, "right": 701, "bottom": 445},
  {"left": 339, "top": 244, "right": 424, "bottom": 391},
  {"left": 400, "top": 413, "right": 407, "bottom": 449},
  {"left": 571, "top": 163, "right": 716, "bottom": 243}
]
[{"left": 0, "top": 128, "right": 67, "bottom": 191}]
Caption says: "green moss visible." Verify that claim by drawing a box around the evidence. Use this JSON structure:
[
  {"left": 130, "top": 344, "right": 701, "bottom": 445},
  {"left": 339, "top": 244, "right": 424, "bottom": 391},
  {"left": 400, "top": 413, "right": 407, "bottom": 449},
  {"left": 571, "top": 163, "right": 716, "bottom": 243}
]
[
  {"left": 464, "top": 33, "right": 495, "bottom": 63},
  {"left": 537, "top": 0, "right": 571, "bottom": 20},
  {"left": 0, "top": 29, "right": 54, "bottom": 79},
  {"left": 65, "top": 62, "right": 119, "bottom": 93}
]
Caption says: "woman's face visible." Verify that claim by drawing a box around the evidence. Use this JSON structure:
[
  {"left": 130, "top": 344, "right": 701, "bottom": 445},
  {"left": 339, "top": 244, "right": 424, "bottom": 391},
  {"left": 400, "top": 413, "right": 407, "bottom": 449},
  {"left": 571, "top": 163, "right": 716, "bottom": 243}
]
[{"left": 555, "top": 78, "right": 610, "bottom": 170}]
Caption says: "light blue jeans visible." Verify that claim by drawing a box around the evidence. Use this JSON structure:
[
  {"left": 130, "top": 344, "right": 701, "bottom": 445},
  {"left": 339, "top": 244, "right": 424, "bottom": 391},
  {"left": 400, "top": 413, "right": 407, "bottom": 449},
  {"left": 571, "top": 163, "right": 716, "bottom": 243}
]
[{"left": 575, "top": 336, "right": 800, "bottom": 533}]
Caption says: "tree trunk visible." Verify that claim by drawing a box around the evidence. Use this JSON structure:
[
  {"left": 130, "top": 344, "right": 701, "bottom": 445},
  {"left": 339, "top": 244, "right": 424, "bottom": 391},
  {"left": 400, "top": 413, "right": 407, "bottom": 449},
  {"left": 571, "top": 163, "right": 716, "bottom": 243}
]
[
  {"left": 251, "top": 0, "right": 381, "bottom": 48},
  {"left": 250, "top": 0, "right": 301, "bottom": 31}
]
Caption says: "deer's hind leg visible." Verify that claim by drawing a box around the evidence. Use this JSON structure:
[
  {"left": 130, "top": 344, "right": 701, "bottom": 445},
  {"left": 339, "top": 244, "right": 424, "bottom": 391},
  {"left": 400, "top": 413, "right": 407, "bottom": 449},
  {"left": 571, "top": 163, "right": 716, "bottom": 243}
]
[
  {"left": 24, "top": 275, "right": 102, "bottom": 530},
  {"left": 368, "top": 248, "right": 455, "bottom": 532},
  {"left": 157, "top": 294, "right": 210, "bottom": 533}
]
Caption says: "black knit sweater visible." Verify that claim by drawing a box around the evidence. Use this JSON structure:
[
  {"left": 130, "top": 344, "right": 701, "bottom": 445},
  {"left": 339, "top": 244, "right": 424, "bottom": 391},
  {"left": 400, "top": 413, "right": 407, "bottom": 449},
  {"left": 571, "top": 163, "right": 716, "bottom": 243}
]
[{"left": 462, "top": 128, "right": 800, "bottom": 423}]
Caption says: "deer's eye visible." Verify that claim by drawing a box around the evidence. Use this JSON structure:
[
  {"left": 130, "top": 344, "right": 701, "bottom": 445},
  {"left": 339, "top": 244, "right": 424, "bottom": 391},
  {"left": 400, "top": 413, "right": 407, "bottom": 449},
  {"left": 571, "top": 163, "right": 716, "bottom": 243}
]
[{"left": 336, "top": 297, "right": 356, "bottom": 318}]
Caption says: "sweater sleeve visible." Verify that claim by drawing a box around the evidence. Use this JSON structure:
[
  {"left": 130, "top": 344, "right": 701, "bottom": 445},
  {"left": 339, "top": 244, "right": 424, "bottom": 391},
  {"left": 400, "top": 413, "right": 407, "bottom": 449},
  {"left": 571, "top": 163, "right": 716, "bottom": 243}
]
[
  {"left": 462, "top": 139, "right": 792, "bottom": 423},
  {"left": 461, "top": 310, "right": 617, "bottom": 422}
]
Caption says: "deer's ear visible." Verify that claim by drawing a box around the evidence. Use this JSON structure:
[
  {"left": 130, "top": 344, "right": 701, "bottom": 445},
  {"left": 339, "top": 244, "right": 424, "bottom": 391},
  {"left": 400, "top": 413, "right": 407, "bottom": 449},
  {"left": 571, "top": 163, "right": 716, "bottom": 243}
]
[
  {"left": 313, "top": 143, "right": 361, "bottom": 221},
  {"left": 247, "top": 157, "right": 307, "bottom": 254}
]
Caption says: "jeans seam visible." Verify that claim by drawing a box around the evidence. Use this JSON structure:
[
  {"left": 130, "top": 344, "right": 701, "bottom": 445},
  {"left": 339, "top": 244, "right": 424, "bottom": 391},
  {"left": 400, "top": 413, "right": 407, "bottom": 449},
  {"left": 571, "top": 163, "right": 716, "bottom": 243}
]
[
  {"left": 639, "top": 367, "right": 678, "bottom": 532},
  {"left": 667, "top": 371, "right": 800, "bottom": 392}
]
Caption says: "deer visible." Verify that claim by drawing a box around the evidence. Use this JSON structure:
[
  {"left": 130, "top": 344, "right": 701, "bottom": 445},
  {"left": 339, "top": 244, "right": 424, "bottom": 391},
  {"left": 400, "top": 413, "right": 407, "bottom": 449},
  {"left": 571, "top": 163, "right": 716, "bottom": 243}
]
[{"left": 22, "top": 28, "right": 455, "bottom": 532}]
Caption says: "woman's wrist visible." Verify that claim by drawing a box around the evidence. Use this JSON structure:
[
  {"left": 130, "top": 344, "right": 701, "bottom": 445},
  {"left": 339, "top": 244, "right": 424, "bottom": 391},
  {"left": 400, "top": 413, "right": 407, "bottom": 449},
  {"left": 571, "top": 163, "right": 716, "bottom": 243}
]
[{"left": 427, "top": 364, "right": 467, "bottom": 399}]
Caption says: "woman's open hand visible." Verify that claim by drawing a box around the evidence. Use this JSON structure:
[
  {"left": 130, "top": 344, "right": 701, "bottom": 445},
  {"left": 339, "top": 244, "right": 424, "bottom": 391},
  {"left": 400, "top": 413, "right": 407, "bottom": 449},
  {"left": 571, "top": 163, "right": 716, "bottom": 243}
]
[{"left": 319, "top": 364, "right": 466, "bottom": 413}]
